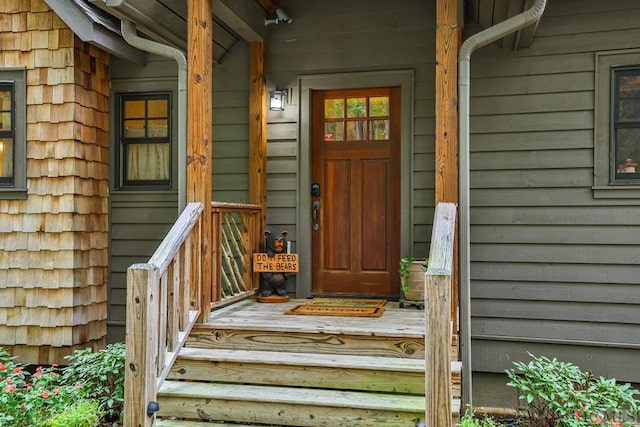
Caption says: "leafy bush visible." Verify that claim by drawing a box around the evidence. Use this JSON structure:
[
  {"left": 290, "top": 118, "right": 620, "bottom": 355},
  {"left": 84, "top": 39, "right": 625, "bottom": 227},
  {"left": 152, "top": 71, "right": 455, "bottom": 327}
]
[
  {"left": 62, "top": 342, "right": 125, "bottom": 422},
  {"left": 0, "top": 343, "right": 124, "bottom": 426},
  {"left": 0, "top": 348, "right": 89, "bottom": 426},
  {"left": 506, "top": 353, "right": 640, "bottom": 427},
  {"left": 44, "top": 400, "right": 103, "bottom": 427},
  {"left": 457, "top": 405, "right": 499, "bottom": 427}
]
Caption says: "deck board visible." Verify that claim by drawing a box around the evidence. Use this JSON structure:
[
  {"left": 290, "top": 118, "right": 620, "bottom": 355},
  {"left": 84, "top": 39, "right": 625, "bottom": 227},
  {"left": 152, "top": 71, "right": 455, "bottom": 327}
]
[{"left": 206, "top": 299, "right": 426, "bottom": 336}]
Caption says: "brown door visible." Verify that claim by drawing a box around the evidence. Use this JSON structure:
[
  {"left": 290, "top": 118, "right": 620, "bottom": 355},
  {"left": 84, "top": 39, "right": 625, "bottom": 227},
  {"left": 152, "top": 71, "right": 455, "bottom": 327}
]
[{"left": 311, "top": 87, "right": 401, "bottom": 297}]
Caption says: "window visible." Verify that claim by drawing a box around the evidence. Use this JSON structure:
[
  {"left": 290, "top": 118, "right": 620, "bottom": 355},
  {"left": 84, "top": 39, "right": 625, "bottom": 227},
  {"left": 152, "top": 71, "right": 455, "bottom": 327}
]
[
  {"left": 594, "top": 50, "right": 640, "bottom": 197},
  {"left": 611, "top": 67, "right": 640, "bottom": 182},
  {"left": 0, "top": 83, "right": 15, "bottom": 184},
  {"left": 116, "top": 92, "right": 171, "bottom": 188},
  {"left": 0, "top": 68, "right": 26, "bottom": 198},
  {"left": 323, "top": 95, "right": 390, "bottom": 142}
]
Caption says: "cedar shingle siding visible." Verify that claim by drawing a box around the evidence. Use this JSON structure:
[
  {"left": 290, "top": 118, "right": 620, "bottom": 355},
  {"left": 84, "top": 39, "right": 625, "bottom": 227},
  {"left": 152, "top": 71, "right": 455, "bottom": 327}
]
[{"left": 0, "top": 0, "right": 109, "bottom": 364}]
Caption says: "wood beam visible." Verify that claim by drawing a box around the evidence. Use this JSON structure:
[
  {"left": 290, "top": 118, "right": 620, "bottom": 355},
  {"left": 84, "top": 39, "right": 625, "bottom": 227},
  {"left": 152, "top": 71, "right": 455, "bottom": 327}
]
[
  {"left": 187, "top": 0, "right": 213, "bottom": 322},
  {"left": 249, "top": 41, "right": 267, "bottom": 240},
  {"left": 435, "top": 0, "right": 460, "bottom": 333},
  {"left": 255, "top": 0, "right": 279, "bottom": 14}
]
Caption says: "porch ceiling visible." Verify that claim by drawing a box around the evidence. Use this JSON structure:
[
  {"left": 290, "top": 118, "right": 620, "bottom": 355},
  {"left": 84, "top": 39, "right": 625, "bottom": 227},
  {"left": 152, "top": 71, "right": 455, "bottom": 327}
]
[
  {"left": 467, "top": 0, "right": 541, "bottom": 49},
  {"left": 85, "top": 0, "right": 273, "bottom": 63}
]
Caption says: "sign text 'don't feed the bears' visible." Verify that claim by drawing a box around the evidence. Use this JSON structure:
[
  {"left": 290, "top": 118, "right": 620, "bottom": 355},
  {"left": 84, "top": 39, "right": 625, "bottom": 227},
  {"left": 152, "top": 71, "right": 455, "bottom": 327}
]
[{"left": 253, "top": 253, "right": 299, "bottom": 273}]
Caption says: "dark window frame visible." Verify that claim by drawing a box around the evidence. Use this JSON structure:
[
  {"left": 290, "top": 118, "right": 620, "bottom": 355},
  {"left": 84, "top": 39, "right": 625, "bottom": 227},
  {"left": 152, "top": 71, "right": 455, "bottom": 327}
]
[
  {"left": 115, "top": 91, "right": 172, "bottom": 189},
  {"left": 594, "top": 50, "right": 640, "bottom": 198},
  {"left": 0, "top": 68, "right": 26, "bottom": 199},
  {"left": 0, "top": 81, "right": 15, "bottom": 186},
  {"left": 611, "top": 66, "right": 640, "bottom": 183}
]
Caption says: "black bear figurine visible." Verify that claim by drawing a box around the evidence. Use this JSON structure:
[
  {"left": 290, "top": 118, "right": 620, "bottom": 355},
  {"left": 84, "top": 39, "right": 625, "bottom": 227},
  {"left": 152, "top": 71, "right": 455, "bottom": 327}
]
[{"left": 261, "top": 230, "right": 290, "bottom": 297}]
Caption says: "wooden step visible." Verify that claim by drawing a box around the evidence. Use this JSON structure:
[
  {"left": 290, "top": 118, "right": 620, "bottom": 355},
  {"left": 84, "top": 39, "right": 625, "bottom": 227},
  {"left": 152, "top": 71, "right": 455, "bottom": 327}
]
[
  {"left": 168, "top": 347, "right": 426, "bottom": 394},
  {"left": 157, "top": 381, "right": 461, "bottom": 426},
  {"left": 187, "top": 323, "right": 425, "bottom": 359},
  {"left": 188, "top": 299, "right": 427, "bottom": 358},
  {"left": 157, "top": 421, "right": 253, "bottom": 427}
]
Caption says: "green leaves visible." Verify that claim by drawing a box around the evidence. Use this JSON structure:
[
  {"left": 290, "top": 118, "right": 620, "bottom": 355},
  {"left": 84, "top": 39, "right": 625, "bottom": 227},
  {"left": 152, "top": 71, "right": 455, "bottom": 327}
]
[
  {"left": 505, "top": 353, "right": 640, "bottom": 427},
  {"left": 62, "top": 342, "right": 125, "bottom": 423}
]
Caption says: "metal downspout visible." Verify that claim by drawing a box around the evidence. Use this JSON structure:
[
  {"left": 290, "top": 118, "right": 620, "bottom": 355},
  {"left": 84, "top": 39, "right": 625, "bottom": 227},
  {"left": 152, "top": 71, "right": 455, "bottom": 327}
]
[
  {"left": 121, "top": 20, "right": 188, "bottom": 213},
  {"left": 458, "top": 0, "right": 547, "bottom": 408}
]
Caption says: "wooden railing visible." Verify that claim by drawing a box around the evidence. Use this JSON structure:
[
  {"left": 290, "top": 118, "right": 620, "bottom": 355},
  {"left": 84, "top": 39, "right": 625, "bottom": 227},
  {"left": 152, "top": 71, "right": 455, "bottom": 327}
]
[
  {"left": 424, "top": 202, "right": 457, "bottom": 426},
  {"left": 210, "top": 202, "right": 262, "bottom": 307},
  {"left": 124, "top": 202, "right": 204, "bottom": 427}
]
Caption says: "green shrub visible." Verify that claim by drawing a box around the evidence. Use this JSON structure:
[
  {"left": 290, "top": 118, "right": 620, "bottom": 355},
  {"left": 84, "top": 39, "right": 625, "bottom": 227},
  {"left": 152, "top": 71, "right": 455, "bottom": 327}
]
[
  {"left": 44, "top": 400, "right": 103, "bottom": 427},
  {"left": 62, "top": 342, "right": 125, "bottom": 422},
  {"left": 506, "top": 353, "right": 640, "bottom": 427},
  {"left": 0, "top": 347, "right": 88, "bottom": 426},
  {"left": 457, "top": 405, "right": 499, "bottom": 427}
]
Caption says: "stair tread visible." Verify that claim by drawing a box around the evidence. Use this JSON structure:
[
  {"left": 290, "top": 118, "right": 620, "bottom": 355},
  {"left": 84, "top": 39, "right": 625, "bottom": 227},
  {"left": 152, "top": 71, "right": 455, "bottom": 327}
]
[
  {"left": 160, "top": 380, "right": 433, "bottom": 413},
  {"left": 179, "top": 347, "right": 463, "bottom": 373},
  {"left": 179, "top": 347, "right": 461, "bottom": 374},
  {"left": 157, "top": 422, "right": 253, "bottom": 427}
]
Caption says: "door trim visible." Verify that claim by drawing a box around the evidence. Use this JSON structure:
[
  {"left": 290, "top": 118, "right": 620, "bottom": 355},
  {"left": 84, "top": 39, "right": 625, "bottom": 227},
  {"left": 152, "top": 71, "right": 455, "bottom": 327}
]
[{"left": 296, "top": 70, "right": 414, "bottom": 298}]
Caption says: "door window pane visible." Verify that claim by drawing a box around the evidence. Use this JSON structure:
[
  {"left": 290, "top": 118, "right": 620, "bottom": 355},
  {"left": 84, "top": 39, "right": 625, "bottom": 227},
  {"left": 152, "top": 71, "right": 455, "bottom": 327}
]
[
  {"left": 370, "top": 120, "right": 389, "bottom": 140},
  {"left": 347, "top": 121, "right": 366, "bottom": 141},
  {"left": 324, "top": 99, "right": 344, "bottom": 119},
  {"left": 346, "top": 98, "right": 366, "bottom": 118},
  {"left": 324, "top": 122, "right": 344, "bottom": 142},
  {"left": 369, "top": 96, "right": 389, "bottom": 117}
]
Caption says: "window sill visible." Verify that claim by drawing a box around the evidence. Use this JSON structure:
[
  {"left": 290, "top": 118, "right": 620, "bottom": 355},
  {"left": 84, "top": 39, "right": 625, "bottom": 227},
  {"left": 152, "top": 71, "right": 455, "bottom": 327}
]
[
  {"left": 592, "top": 185, "right": 640, "bottom": 199},
  {"left": 0, "top": 188, "right": 28, "bottom": 200}
]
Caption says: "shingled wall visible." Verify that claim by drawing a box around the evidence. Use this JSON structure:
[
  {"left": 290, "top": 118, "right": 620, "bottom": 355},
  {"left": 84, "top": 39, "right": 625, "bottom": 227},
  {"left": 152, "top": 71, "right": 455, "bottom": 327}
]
[{"left": 0, "top": 0, "right": 109, "bottom": 364}]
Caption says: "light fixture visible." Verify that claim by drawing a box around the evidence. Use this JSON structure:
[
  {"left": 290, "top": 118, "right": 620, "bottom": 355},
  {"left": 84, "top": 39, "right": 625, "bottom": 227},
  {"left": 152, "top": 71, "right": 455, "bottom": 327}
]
[{"left": 269, "top": 89, "right": 287, "bottom": 111}]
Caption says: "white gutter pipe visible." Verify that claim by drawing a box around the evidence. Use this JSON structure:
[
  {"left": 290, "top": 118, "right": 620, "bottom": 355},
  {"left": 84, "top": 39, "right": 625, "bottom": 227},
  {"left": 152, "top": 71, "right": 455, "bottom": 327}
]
[
  {"left": 458, "top": 0, "right": 547, "bottom": 408},
  {"left": 121, "top": 20, "right": 188, "bottom": 213}
]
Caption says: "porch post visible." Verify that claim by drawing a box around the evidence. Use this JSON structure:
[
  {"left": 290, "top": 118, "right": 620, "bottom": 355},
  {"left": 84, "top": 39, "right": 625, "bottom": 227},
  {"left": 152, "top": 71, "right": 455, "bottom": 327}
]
[
  {"left": 435, "top": 0, "right": 460, "bottom": 339},
  {"left": 249, "top": 41, "right": 268, "bottom": 238},
  {"left": 187, "top": 0, "right": 213, "bottom": 322}
]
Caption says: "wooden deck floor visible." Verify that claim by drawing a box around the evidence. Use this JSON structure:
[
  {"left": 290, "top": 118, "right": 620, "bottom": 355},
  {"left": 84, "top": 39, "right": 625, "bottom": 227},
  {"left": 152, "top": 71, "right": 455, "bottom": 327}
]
[
  {"left": 207, "top": 299, "right": 426, "bottom": 336},
  {"left": 201, "top": 298, "right": 458, "bottom": 361}
]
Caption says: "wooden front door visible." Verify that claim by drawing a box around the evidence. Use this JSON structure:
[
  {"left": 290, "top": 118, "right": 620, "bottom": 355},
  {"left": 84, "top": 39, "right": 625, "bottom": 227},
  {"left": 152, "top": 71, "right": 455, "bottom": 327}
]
[{"left": 311, "top": 87, "right": 401, "bottom": 297}]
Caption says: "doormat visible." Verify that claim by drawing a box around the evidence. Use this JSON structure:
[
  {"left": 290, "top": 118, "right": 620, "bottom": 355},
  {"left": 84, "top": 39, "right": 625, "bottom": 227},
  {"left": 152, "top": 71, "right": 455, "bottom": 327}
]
[{"left": 284, "top": 298, "right": 387, "bottom": 318}]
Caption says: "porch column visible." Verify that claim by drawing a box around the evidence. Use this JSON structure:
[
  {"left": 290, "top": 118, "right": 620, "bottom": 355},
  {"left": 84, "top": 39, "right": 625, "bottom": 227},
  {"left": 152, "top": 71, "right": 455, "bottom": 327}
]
[
  {"left": 435, "top": 0, "right": 460, "bottom": 332},
  {"left": 249, "top": 41, "right": 268, "bottom": 239},
  {"left": 187, "top": 0, "right": 213, "bottom": 322}
]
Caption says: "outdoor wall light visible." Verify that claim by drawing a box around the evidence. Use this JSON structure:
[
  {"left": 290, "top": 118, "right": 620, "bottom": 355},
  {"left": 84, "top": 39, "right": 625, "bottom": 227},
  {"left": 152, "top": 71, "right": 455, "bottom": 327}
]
[{"left": 269, "top": 89, "right": 287, "bottom": 111}]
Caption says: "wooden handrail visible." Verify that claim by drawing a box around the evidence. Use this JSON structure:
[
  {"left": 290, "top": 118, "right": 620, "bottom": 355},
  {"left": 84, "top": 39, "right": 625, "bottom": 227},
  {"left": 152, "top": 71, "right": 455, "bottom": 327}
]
[
  {"left": 124, "top": 202, "right": 204, "bottom": 427},
  {"left": 424, "top": 202, "right": 457, "bottom": 426}
]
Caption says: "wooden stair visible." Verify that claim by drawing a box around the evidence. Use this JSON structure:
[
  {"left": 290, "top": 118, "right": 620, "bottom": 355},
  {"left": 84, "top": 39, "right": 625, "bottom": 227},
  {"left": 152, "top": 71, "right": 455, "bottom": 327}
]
[{"left": 155, "top": 301, "right": 461, "bottom": 426}]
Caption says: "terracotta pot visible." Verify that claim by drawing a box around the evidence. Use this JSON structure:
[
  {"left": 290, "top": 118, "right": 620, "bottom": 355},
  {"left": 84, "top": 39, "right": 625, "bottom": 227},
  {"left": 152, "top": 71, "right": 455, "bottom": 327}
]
[{"left": 401, "top": 258, "right": 426, "bottom": 301}]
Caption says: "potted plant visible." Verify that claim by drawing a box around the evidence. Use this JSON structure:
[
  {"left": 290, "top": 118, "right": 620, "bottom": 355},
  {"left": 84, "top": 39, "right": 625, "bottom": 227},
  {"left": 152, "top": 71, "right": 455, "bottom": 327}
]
[{"left": 398, "top": 256, "right": 428, "bottom": 303}]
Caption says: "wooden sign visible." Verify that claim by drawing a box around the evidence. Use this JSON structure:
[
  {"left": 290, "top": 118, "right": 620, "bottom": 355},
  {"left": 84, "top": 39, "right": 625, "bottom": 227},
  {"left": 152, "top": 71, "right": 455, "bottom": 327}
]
[{"left": 253, "top": 253, "right": 299, "bottom": 273}]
